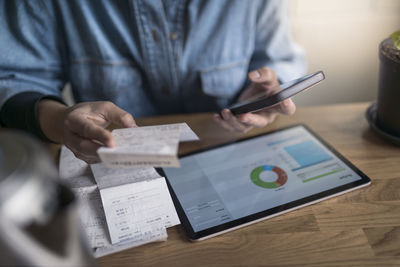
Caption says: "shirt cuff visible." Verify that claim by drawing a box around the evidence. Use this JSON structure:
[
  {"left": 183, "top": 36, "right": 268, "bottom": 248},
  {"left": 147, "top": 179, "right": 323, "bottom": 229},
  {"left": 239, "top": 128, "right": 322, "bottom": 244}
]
[{"left": 0, "top": 91, "right": 65, "bottom": 143}]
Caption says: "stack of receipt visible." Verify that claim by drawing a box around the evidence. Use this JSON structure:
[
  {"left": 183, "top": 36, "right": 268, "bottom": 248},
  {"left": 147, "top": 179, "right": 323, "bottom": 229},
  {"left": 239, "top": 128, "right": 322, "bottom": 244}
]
[
  {"left": 98, "top": 123, "right": 199, "bottom": 168},
  {"left": 58, "top": 123, "right": 199, "bottom": 257}
]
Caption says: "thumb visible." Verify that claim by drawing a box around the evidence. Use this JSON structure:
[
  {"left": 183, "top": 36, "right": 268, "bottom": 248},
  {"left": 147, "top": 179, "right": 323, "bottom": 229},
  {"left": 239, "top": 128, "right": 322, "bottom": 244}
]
[
  {"left": 103, "top": 102, "right": 137, "bottom": 128},
  {"left": 248, "top": 67, "right": 278, "bottom": 85}
]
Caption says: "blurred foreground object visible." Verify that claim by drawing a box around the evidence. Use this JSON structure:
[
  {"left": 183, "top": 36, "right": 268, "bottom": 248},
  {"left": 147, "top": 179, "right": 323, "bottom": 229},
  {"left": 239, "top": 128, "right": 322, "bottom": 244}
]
[
  {"left": 366, "top": 33, "right": 400, "bottom": 145},
  {"left": 0, "top": 130, "right": 96, "bottom": 266}
]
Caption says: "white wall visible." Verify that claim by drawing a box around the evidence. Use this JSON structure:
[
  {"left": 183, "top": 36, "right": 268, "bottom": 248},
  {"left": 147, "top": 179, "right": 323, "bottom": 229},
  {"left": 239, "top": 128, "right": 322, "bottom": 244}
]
[{"left": 290, "top": 0, "right": 400, "bottom": 106}]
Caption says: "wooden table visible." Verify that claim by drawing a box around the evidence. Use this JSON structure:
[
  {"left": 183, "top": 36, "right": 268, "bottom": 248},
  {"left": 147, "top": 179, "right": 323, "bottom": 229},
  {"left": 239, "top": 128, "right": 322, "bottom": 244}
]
[{"left": 97, "top": 102, "right": 400, "bottom": 266}]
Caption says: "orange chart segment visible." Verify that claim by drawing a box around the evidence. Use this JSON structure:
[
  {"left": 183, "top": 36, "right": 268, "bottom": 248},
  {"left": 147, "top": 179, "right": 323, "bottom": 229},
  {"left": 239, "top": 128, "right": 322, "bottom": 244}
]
[{"left": 250, "top": 165, "right": 288, "bottom": 189}]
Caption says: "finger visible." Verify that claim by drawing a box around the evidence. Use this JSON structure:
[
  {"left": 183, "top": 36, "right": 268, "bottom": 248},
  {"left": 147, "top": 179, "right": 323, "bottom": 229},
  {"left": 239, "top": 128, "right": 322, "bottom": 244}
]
[
  {"left": 238, "top": 113, "right": 271, "bottom": 128},
  {"left": 263, "top": 98, "right": 296, "bottom": 115},
  {"left": 71, "top": 149, "right": 101, "bottom": 164},
  {"left": 67, "top": 143, "right": 100, "bottom": 164},
  {"left": 248, "top": 67, "right": 278, "bottom": 86},
  {"left": 213, "top": 113, "right": 235, "bottom": 131},
  {"left": 221, "top": 109, "right": 252, "bottom": 132},
  {"left": 102, "top": 102, "right": 136, "bottom": 128},
  {"left": 252, "top": 113, "right": 277, "bottom": 128},
  {"left": 66, "top": 115, "right": 114, "bottom": 147},
  {"left": 65, "top": 132, "right": 103, "bottom": 160},
  {"left": 73, "top": 151, "right": 101, "bottom": 164},
  {"left": 238, "top": 83, "right": 262, "bottom": 102},
  {"left": 280, "top": 98, "right": 296, "bottom": 115}
]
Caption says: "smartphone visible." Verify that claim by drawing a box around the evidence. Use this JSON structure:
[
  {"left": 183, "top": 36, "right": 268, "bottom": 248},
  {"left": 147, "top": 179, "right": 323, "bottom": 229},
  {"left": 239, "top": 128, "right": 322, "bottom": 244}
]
[{"left": 228, "top": 71, "right": 325, "bottom": 115}]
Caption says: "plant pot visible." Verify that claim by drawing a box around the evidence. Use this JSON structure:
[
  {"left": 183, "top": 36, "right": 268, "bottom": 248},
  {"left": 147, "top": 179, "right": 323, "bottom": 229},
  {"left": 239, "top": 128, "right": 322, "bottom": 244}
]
[{"left": 376, "top": 37, "right": 400, "bottom": 137}]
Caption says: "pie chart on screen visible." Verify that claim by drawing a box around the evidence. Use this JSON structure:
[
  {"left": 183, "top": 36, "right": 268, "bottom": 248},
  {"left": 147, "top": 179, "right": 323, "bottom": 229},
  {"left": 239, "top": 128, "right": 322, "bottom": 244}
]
[{"left": 250, "top": 165, "right": 288, "bottom": 189}]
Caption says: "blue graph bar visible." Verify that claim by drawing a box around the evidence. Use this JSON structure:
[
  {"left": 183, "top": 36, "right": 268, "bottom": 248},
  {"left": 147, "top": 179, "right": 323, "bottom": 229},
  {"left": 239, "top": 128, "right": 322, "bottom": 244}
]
[
  {"left": 284, "top": 140, "right": 332, "bottom": 171},
  {"left": 267, "top": 135, "right": 304, "bottom": 146}
]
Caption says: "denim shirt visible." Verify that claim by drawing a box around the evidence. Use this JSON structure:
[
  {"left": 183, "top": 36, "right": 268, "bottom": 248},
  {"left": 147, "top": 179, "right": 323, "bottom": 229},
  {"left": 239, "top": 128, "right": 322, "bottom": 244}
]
[{"left": 0, "top": 0, "right": 305, "bottom": 117}]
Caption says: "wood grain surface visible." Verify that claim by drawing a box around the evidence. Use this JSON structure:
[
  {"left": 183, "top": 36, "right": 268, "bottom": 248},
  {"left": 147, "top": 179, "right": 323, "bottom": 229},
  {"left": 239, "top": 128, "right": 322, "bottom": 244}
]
[{"left": 93, "top": 102, "right": 400, "bottom": 266}]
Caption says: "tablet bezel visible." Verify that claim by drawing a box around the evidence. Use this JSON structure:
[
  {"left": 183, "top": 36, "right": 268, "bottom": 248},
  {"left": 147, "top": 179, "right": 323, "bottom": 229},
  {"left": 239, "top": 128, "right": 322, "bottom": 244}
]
[{"left": 159, "top": 124, "right": 371, "bottom": 241}]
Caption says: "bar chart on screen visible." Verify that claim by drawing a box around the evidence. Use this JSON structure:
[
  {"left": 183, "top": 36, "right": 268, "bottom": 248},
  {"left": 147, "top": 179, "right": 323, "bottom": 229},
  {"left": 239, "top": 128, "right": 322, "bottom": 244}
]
[
  {"left": 284, "top": 140, "right": 333, "bottom": 171},
  {"left": 296, "top": 163, "right": 346, "bottom": 183}
]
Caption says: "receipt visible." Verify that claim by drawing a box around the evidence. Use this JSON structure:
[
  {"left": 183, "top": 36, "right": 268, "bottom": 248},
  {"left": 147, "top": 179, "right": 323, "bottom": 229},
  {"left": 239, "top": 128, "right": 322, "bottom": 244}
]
[
  {"left": 100, "top": 178, "right": 179, "bottom": 244},
  {"left": 59, "top": 146, "right": 91, "bottom": 180},
  {"left": 73, "top": 186, "right": 108, "bottom": 248},
  {"left": 59, "top": 146, "right": 96, "bottom": 188},
  {"left": 90, "top": 163, "right": 162, "bottom": 189},
  {"left": 73, "top": 186, "right": 169, "bottom": 257},
  {"left": 59, "top": 146, "right": 180, "bottom": 254},
  {"left": 175, "top": 123, "right": 200, "bottom": 142},
  {"left": 97, "top": 123, "right": 198, "bottom": 168},
  {"left": 94, "top": 227, "right": 167, "bottom": 258}
]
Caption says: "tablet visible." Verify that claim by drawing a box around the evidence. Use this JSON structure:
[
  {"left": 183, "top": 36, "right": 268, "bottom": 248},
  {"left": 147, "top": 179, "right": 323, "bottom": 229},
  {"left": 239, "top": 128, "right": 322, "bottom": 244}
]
[
  {"left": 229, "top": 71, "right": 325, "bottom": 115},
  {"left": 161, "top": 124, "right": 371, "bottom": 241}
]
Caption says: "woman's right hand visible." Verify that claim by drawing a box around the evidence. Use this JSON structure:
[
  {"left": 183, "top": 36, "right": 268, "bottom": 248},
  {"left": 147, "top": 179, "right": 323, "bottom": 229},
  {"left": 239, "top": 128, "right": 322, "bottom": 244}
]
[{"left": 38, "top": 100, "right": 136, "bottom": 163}]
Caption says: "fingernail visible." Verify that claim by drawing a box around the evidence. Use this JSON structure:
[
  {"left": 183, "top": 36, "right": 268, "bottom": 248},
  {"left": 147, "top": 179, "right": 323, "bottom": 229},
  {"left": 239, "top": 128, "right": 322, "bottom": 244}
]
[{"left": 249, "top": 70, "right": 261, "bottom": 80}]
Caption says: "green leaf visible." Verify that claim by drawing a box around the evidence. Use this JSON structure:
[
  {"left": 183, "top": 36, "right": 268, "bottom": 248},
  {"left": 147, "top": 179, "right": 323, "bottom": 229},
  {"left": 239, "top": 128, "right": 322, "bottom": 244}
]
[{"left": 391, "top": 30, "right": 400, "bottom": 50}]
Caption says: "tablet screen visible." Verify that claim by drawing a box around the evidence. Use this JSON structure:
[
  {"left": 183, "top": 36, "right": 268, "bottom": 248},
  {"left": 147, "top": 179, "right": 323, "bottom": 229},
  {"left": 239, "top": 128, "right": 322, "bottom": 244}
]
[{"left": 162, "top": 125, "right": 370, "bottom": 239}]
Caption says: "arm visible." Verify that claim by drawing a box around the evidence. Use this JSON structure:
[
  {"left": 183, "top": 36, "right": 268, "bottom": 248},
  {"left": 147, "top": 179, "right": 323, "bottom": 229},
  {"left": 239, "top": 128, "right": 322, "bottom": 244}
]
[
  {"left": 0, "top": 2, "right": 135, "bottom": 163},
  {"left": 0, "top": 1, "right": 66, "bottom": 138},
  {"left": 215, "top": 0, "right": 305, "bottom": 132}
]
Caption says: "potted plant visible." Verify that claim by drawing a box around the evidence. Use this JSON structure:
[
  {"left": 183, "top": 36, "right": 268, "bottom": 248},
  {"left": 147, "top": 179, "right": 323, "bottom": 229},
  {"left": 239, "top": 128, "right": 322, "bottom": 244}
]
[{"left": 367, "top": 30, "right": 400, "bottom": 145}]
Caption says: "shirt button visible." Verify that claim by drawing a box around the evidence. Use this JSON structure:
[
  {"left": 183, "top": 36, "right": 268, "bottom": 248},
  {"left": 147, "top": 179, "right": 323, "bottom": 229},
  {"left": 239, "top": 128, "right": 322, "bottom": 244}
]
[{"left": 169, "top": 32, "right": 178, "bottom": 41}]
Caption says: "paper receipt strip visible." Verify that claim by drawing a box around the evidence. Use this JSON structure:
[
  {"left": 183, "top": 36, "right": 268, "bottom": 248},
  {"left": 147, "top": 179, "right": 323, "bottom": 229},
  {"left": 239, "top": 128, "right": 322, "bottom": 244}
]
[{"left": 97, "top": 123, "right": 199, "bottom": 168}]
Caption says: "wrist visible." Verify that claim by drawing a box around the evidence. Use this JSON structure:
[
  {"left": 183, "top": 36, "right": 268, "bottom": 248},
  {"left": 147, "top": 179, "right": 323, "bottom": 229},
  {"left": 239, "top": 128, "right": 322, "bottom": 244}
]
[{"left": 37, "top": 99, "right": 68, "bottom": 143}]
